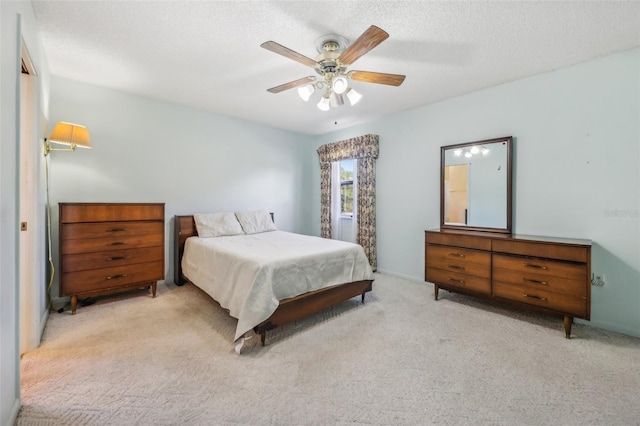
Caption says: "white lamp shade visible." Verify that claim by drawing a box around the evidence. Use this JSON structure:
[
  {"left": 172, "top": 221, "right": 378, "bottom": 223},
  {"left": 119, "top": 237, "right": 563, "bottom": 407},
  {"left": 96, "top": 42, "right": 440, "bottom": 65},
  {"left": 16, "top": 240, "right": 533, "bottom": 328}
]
[
  {"left": 346, "top": 88, "right": 362, "bottom": 106},
  {"left": 317, "top": 96, "right": 331, "bottom": 111},
  {"left": 297, "top": 84, "right": 314, "bottom": 102},
  {"left": 48, "top": 122, "right": 91, "bottom": 148},
  {"left": 332, "top": 76, "right": 348, "bottom": 94}
]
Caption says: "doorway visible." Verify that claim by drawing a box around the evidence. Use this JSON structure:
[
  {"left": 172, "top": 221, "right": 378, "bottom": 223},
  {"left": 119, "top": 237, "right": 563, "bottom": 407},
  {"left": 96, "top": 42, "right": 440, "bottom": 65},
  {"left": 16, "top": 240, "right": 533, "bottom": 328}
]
[{"left": 19, "top": 39, "right": 41, "bottom": 355}]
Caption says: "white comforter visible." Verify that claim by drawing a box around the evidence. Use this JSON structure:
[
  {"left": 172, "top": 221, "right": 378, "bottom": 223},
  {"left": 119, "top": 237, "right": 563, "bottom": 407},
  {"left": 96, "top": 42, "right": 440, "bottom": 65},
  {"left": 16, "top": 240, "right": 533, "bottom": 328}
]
[{"left": 181, "top": 231, "right": 374, "bottom": 341}]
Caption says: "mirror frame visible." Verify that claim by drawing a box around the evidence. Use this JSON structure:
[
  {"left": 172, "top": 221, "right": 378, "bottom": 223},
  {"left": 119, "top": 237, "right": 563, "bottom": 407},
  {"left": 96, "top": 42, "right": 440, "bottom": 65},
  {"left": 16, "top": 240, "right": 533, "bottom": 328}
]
[{"left": 440, "top": 136, "right": 513, "bottom": 234}]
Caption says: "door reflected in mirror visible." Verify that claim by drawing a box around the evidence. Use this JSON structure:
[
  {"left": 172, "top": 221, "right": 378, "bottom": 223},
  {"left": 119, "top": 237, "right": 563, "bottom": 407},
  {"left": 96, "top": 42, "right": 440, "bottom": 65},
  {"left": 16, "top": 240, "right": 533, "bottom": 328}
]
[
  {"left": 443, "top": 164, "right": 468, "bottom": 224},
  {"left": 441, "top": 136, "right": 512, "bottom": 233}
]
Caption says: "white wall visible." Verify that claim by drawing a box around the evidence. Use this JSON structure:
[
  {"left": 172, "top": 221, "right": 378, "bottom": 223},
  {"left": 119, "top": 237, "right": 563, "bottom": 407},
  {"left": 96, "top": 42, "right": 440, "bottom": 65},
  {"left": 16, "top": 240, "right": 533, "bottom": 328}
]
[
  {"left": 311, "top": 47, "right": 640, "bottom": 337},
  {"left": 1, "top": 1, "right": 51, "bottom": 424},
  {"left": 47, "top": 77, "right": 315, "bottom": 300}
]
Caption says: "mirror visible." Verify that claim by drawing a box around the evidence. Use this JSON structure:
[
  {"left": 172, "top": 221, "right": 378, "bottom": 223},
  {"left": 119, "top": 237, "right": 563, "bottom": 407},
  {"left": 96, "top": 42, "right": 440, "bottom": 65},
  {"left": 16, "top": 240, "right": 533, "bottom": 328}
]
[{"left": 441, "top": 136, "right": 512, "bottom": 234}]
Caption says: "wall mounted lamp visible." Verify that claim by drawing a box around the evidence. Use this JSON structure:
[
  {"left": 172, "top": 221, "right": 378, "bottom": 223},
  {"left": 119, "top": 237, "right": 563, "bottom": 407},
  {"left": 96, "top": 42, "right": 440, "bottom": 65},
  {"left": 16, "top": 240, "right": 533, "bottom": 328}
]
[
  {"left": 43, "top": 122, "right": 91, "bottom": 156},
  {"left": 43, "top": 121, "right": 91, "bottom": 313}
]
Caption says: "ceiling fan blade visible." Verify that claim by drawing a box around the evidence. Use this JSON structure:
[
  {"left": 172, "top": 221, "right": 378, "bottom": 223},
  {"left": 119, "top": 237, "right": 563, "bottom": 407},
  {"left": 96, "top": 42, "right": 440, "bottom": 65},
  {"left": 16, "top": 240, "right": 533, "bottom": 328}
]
[
  {"left": 261, "top": 41, "right": 318, "bottom": 68},
  {"left": 338, "top": 25, "right": 389, "bottom": 66},
  {"left": 267, "top": 76, "right": 316, "bottom": 93},
  {"left": 348, "top": 71, "right": 406, "bottom": 86}
]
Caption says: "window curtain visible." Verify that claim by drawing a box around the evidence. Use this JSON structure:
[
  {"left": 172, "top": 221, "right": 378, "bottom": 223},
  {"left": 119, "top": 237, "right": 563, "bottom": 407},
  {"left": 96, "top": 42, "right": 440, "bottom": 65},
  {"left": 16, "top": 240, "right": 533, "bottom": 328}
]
[
  {"left": 351, "top": 159, "right": 358, "bottom": 244},
  {"left": 330, "top": 161, "right": 342, "bottom": 239},
  {"left": 317, "top": 134, "right": 379, "bottom": 270}
]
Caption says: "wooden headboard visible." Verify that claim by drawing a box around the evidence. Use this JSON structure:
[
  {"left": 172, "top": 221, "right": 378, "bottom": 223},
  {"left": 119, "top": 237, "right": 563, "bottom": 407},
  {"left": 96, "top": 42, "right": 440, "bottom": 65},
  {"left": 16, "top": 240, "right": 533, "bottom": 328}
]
[
  {"left": 174, "top": 215, "right": 197, "bottom": 285},
  {"left": 173, "top": 213, "right": 274, "bottom": 286}
]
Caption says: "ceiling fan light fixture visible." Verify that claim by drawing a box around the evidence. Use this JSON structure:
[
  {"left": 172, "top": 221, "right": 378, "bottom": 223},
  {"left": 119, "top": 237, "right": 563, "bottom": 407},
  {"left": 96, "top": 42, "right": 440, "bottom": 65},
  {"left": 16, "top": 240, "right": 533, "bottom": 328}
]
[
  {"left": 297, "top": 84, "right": 315, "bottom": 102},
  {"left": 346, "top": 88, "right": 362, "bottom": 106},
  {"left": 262, "top": 25, "right": 405, "bottom": 111},
  {"left": 332, "top": 76, "right": 348, "bottom": 94},
  {"left": 317, "top": 95, "right": 331, "bottom": 111}
]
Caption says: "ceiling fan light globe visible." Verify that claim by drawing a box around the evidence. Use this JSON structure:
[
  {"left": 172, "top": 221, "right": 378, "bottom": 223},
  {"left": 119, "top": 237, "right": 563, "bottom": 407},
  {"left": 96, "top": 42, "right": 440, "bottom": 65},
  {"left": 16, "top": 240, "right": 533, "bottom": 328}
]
[
  {"left": 297, "top": 84, "right": 315, "bottom": 102},
  {"left": 332, "top": 76, "right": 348, "bottom": 94},
  {"left": 317, "top": 96, "right": 331, "bottom": 111},
  {"left": 346, "top": 88, "right": 362, "bottom": 106}
]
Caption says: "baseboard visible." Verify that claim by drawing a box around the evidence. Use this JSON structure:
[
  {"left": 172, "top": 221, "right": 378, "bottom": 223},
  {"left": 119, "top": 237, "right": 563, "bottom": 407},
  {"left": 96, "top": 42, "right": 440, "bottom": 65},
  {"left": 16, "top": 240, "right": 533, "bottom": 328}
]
[
  {"left": 577, "top": 318, "right": 640, "bottom": 339},
  {"left": 375, "top": 269, "right": 424, "bottom": 283},
  {"left": 5, "top": 397, "right": 20, "bottom": 426},
  {"left": 38, "top": 306, "right": 50, "bottom": 344},
  {"left": 51, "top": 296, "right": 69, "bottom": 311}
]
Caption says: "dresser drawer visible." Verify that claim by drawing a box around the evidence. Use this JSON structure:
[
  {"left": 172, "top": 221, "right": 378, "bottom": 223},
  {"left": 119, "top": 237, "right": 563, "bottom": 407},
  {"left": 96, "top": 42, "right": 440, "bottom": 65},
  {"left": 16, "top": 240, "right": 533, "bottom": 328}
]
[
  {"left": 426, "top": 267, "right": 491, "bottom": 294},
  {"left": 427, "top": 245, "right": 490, "bottom": 278},
  {"left": 492, "top": 239, "right": 589, "bottom": 263},
  {"left": 493, "top": 281, "right": 588, "bottom": 318},
  {"left": 61, "top": 221, "right": 163, "bottom": 240},
  {"left": 426, "top": 231, "right": 492, "bottom": 251},
  {"left": 60, "top": 233, "right": 163, "bottom": 255},
  {"left": 493, "top": 254, "right": 586, "bottom": 280},
  {"left": 61, "top": 261, "right": 163, "bottom": 295},
  {"left": 492, "top": 267, "right": 587, "bottom": 298},
  {"left": 60, "top": 203, "right": 164, "bottom": 223},
  {"left": 62, "top": 246, "right": 164, "bottom": 273}
]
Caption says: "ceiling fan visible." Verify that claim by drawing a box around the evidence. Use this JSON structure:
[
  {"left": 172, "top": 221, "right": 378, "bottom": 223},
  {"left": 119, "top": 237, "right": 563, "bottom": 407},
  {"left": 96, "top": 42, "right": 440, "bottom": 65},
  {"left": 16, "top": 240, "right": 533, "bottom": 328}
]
[{"left": 260, "top": 25, "right": 406, "bottom": 111}]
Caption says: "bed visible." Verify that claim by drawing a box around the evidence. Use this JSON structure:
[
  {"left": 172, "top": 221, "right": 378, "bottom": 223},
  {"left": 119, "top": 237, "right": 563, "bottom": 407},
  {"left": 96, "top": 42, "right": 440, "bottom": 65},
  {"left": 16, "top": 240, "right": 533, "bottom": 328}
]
[{"left": 174, "top": 211, "right": 374, "bottom": 349}]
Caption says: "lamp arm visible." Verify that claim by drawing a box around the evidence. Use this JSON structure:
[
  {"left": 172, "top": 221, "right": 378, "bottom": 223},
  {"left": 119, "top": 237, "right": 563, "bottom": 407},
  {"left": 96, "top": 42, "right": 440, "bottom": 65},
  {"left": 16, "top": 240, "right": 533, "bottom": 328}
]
[{"left": 43, "top": 138, "right": 78, "bottom": 156}]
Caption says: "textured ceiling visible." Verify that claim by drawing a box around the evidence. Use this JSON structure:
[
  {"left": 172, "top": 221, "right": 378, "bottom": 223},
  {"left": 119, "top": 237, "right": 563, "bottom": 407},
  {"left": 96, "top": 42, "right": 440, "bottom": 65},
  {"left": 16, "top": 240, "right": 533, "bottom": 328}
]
[{"left": 31, "top": 1, "right": 640, "bottom": 136}]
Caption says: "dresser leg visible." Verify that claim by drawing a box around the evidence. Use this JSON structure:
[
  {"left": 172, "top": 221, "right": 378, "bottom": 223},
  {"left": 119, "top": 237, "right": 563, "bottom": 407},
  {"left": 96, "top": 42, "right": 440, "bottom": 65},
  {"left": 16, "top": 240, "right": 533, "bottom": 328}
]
[
  {"left": 434, "top": 284, "right": 439, "bottom": 300},
  {"left": 70, "top": 295, "right": 78, "bottom": 315},
  {"left": 564, "top": 315, "right": 573, "bottom": 339},
  {"left": 152, "top": 283, "right": 157, "bottom": 298}
]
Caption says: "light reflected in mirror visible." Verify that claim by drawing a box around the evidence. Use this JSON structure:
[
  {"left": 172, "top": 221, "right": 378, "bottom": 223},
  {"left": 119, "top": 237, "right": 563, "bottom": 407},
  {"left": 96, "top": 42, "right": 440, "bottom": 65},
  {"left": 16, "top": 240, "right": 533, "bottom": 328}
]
[{"left": 441, "top": 136, "right": 512, "bottom": 233}]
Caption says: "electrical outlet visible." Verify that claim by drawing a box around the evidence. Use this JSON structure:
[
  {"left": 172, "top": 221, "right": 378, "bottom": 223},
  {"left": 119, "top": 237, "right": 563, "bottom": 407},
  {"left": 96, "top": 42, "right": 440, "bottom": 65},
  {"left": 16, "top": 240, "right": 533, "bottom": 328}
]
[{"left": 591, "top": 273, "right": 605, "bottom": 287}]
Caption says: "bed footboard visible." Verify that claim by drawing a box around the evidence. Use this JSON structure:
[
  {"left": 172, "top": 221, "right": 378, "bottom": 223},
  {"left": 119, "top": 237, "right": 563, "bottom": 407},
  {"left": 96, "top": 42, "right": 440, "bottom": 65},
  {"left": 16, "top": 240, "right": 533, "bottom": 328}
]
[{"left": 253, "top": 279, "right": 373, "bottom": 345}]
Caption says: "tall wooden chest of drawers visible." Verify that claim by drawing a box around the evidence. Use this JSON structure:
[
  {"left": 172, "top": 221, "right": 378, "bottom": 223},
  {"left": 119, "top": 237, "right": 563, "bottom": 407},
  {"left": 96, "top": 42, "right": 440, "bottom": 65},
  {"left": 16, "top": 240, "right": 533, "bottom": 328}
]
[
  {"left": 425, "top": 229, "right": 591, "bottom": 338},
  {"left": 59, "top": 203, "right": 165, "bottom": 314}
]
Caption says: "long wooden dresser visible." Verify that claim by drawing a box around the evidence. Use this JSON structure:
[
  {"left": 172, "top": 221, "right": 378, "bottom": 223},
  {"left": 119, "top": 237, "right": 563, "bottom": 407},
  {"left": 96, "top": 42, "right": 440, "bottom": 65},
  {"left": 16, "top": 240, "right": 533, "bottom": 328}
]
[
  {"left": 59, "top": 203, "right": 165, "bottom": 314},
  {"left": 425, "top": 229, "right": 591, "bottom": 338}
]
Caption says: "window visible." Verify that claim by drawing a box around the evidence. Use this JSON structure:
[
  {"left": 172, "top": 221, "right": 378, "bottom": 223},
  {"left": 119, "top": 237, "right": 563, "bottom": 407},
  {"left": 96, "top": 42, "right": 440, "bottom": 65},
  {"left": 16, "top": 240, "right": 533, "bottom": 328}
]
[{"left": 340, "top": 159, "right": 354, "bottom": 216}]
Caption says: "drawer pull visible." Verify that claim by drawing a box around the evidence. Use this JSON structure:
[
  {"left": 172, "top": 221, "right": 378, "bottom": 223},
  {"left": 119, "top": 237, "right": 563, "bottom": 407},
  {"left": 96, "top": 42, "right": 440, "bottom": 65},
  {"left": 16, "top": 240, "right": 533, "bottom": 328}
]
[
  {"left": 106, "top": 274, "right": 128, "bottom": 280},
  {"left": 107, "top": 256, "right": 128, "bottom": 261},
  {"left": 523, "top": 294, "right": 547, "bottom": 301},
  {"left": 108, "top": 228, "right": 128, "bottom": 232},
  {"left": 448, "top": 265, "right": 465, "bottom": 271},
  {"left": 108, "top": 241, "right": 127, "bottom": 246},
  {"left": 523, "top": 263, "right": 548, "bottom": 270},
  {"left": 448, "top": 278, "right": 465, "bottom": 285},
  {"left": 448, "top": 253, "right": 465, "bottom": 258},
  {"left": 524, "top": 278, "right": 548, "bottom": 286}
]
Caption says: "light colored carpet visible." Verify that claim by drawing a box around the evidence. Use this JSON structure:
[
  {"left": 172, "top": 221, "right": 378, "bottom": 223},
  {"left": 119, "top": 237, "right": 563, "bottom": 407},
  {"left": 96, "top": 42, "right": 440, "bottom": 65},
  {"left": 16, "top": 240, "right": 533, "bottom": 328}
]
[{"left": 18, "top": 273, "right": 640, "bottom": 425}]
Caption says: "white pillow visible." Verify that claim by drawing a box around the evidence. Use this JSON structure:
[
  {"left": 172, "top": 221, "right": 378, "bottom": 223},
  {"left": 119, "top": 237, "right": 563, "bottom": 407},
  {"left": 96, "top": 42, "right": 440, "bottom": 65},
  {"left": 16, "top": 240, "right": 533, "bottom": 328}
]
[
  {"left": 193, "top": 212, "right": 244, "bottom": 238},
  {"left": 235, "top": 210, "right": 277, "bottom": 235}
]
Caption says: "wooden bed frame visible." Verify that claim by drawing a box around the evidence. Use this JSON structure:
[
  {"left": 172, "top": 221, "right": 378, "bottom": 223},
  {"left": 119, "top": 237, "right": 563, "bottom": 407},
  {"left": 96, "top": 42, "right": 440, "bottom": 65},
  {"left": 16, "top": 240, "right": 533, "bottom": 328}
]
[{"left": 174, "top": 215, "right": 373, "bottom": 345}]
